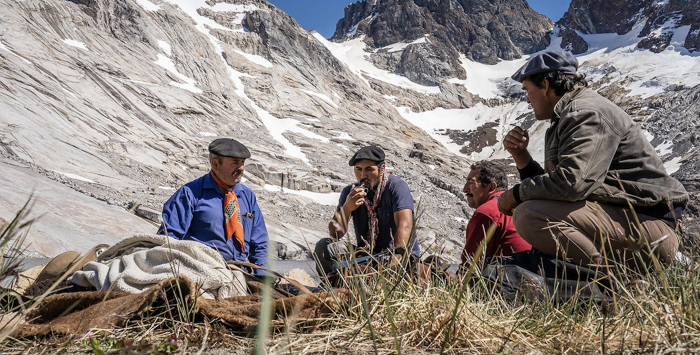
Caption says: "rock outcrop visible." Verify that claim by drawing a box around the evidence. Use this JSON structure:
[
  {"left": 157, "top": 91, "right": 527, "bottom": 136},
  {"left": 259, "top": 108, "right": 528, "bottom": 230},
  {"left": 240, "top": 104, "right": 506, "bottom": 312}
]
[
  {"left": 331, "top": 0, "right": 553, "bottom": 85},
  {"left": 557, "top": 0, "right": 700, "bottom": 54},
  {"left": 0, "top": 0, "right": 470, "bottom": 260}
]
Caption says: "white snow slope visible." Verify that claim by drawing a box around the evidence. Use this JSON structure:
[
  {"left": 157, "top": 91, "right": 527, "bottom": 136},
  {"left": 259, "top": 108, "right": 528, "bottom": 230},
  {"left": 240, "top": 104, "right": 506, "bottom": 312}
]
[{"left": 318, "top": 16, "right": 700, "bottom": 167}]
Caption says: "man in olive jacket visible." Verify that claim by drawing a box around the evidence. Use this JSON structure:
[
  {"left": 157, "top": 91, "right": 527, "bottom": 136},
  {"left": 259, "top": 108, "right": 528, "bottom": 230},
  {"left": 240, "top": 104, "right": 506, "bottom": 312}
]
[{"left": 498, "top": 50, "right": 688, "bottom": 268}]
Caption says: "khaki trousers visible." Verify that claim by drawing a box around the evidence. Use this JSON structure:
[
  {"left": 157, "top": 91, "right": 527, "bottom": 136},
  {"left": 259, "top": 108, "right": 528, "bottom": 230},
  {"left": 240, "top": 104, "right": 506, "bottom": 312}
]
[{"left": 512, "top": 200, "right": 679, "bottom": 268}]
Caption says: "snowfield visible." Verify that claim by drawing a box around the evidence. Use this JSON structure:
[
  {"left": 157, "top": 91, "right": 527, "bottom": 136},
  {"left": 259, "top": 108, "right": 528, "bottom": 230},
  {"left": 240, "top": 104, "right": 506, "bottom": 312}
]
[{"left": 322, "top": 16, "right": 699, "bottom": 167}]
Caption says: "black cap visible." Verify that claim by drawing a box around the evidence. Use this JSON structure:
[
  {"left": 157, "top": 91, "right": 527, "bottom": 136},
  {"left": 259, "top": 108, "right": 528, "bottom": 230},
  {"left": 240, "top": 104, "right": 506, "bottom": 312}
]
[
  {"left": 511, "top": 50, "right": 579, "bottom": 82},
  {"left": 208, "top": 138, "right": 251, "bottom": 159},
  {"left": 349, "top": 145, "right": 385, "bottom": 166}
]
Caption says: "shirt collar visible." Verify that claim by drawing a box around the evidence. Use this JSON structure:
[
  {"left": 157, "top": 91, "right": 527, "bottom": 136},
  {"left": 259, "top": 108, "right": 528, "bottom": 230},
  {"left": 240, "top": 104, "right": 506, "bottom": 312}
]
[
  {"left": 488, "top": 190, "right": 505, "bottom": 202},
  {"left": 552, "top": 86, "right": 586, "bottom": 121},
  {"left": 203, "top": 173, "right": 241, "bottom": 195}
]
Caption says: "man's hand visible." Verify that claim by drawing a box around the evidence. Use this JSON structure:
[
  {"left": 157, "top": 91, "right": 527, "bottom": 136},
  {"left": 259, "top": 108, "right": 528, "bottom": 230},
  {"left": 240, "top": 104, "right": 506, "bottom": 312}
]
[
  {"left": 329, "top": 213, "right": 346, "bottom": 239},
  {"left": 497, "top": 188, "right": 519, "bottom": 216},
  {"left": 342, "top": 185, "right": 367, "bottom": 212},
  {"left": 330, "top": 185, "right": 368, "bottom": 239},
  {"left": 503, "top": 127, "right": 533, "bottom": 169},
  {"left": 388, "top": 253, "right": 403, "bottom": 267}
]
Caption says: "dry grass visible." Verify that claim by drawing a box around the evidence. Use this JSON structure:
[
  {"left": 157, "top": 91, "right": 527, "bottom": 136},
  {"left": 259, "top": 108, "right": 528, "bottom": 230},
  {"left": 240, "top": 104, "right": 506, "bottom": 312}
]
[{"left": 1, "top": 200, "right": 699, "bottom": 354}]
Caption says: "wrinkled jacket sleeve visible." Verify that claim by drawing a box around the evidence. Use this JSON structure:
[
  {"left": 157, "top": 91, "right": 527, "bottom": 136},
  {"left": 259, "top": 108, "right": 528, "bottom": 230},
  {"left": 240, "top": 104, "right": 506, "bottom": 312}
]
[
  {"left": 247, "top": 193, "right": 268, "bottom": 276},
  {"left": 519, "top": 109, "right": 622, "bottom": 202},
  {"left": 158, "top": 186, "right": 196, "bottom": 239}
]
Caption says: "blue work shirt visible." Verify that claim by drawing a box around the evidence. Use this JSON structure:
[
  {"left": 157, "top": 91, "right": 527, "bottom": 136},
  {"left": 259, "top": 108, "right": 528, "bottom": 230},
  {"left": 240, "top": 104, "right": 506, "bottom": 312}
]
[
  {"left": 337, "top": 175, "right": 420, "bottom": 256},
  {"left": 158, "top": 173, "right": 268, "bottom": 275}
]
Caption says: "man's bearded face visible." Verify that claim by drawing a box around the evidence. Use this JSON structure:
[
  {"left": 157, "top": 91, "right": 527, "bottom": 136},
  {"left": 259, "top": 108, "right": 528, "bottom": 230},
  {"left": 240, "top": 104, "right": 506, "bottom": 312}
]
[{"left": 354, "top": 159, "right": 383, "bottom": 191}]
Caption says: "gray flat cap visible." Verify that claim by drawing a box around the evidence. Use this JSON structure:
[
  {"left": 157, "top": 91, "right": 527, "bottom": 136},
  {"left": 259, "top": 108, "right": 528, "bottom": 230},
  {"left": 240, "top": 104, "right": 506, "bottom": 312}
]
[
  {"left": 511, "top": 50, "right": 579, "bottom": 82},
  {"left": 208, "top": 138, "right": 251, "bottom": 159},
  {"left": 349, "top": 145, "right": 385, "bottom": 166}
]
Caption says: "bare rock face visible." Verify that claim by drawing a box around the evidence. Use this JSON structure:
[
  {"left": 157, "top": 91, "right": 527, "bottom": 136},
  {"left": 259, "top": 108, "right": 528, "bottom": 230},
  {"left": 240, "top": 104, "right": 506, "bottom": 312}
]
[
  {"left": 557, "top": 0, "right": 700, "bottom": 54},
  {"left": 557, "top": 0, "right": 650, "bottom": 35},
  {"left": 332, "top": 0, "right": 552, "bottom": 85},
  {"left": 395, "top": 42, "right": 464, "bottom": 86},
  {"left": 0, "top": 0, "right": 472, "bottom": 260},
  {"left": 368, "top": 78, "right": 482, "bottom": 112},
  {"left": 560, "top": 27, "right": 588, "bottom": 54}
]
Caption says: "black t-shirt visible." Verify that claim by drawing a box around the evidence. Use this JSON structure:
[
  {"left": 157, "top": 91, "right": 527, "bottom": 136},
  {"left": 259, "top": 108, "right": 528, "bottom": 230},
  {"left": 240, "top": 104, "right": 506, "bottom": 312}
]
[{"left": 337, "top": 175, "right": 419, "bottom": 255}]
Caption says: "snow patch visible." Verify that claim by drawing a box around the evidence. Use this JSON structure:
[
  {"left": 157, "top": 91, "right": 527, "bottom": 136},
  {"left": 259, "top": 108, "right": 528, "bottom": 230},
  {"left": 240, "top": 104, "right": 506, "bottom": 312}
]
[
  {"left": 135, "top": 0, "right": 160, "bottom": 11},
  {"left": 313, "top": 34, "right": 440, "bottom": 94},
  {"left": 449, "top": 54, "right": 528, "bottom": 99},
  {"left": 395, "top": 102, "right": 546, "bottom": 162},
  {"left": 210, "top": 3, "right": 258, "bottom": 12},
  {"left": 61, "top": 87, "right": 78, "bottom": 99},
  {"left": 60, "top": 172, "right": 96, "bottom": 183},
  {"left": 643, "top": 130, "right": 655, "bottom": 142},
  {"left": 157, "top": 40, "right": 172, "bottom": 56},
  {"left": 158, "top": 186, "right": 176, "bottom": 191},
  {"left": 199, "top": 132, "right": 217, "bottom": 137},
  {"left": 164, "top": 0, "right": 324, "bottom": 165},
  {"left": 62, "top": 39, "right": 87, "bottom": 50},
  {"left": 301, "top": 89, "right": 338, "bottom": 108},
  {"left": 382, "top": 36, "right": 428, "bottom": 53},
  {"left": 655, "top": 140, "right": 674, "bottom": 156},
  {"left": 233, "top": 50, "right": 273, "bottom": 68},
  {"left": 329, "top": 130, "right": 354, "bottom": 140},
  {"left": 153, "top": 53, "right": 203, "bottom": 93},
  {"left": 0, "top": 41, "right": 32, "bottom": 64},
  {"left": 664, "top": 156, "right": 682, "bottom": 174},
  {"left": 574, "top": 17, "right": 700, "bottom": 99},
  {"left": 263, "top": 185, "right": 340, "bottom": 206}
]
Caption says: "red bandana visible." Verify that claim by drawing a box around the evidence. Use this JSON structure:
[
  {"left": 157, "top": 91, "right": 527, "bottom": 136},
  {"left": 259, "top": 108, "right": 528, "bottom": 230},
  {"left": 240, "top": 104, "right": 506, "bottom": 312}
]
[{"left": 363, "top": 170, "right": 390, "bottom": 247}]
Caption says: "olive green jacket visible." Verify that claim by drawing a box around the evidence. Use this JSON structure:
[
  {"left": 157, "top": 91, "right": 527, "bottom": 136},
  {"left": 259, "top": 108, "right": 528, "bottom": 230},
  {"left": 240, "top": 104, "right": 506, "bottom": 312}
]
[{"left": 518, "top": 87, "right": 688, "bottom": 217}]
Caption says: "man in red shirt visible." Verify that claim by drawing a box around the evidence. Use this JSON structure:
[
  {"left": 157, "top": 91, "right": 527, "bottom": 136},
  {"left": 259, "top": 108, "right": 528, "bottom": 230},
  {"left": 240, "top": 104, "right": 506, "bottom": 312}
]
[{"left": 461, "top": 161, "right": 531, "bottom": 265}]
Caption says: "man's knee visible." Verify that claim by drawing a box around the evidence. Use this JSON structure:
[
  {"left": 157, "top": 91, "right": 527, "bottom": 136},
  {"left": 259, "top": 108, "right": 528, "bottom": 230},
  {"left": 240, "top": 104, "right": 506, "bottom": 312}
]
[
  {"left": 314, "top": 238, "right": 334, "bottom": 261},
  {"left": 512, "top": 200, "right": 542, "bottom": 237}
]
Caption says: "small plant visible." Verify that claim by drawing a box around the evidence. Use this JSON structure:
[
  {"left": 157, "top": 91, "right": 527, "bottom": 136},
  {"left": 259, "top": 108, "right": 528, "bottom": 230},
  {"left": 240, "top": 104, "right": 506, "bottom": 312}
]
[{"left": 81, "top": 334, "right": 181, "bottom": 355}]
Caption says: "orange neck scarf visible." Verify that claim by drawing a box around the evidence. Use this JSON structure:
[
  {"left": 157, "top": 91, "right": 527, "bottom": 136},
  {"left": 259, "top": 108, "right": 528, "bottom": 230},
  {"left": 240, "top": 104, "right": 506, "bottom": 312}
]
[{"left": 210, "top": 171, "right": 245, "bottom": 252}]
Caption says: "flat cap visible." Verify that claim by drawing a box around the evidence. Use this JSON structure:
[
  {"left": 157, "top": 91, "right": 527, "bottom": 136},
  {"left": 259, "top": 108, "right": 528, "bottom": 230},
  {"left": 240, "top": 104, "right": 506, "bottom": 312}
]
[
  {"left": 511, "top": 50, "right": 579, "bottom": 82},
  {"left": 349, "top": 145, "right": 385, "bottom": 166},
  {"left": 208, "top": 138, "right": 251, "bottom": 159}
]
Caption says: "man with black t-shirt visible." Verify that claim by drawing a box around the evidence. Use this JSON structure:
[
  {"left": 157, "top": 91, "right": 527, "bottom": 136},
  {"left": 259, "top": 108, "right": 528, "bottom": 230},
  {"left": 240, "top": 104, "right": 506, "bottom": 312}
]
[{"left": 313, "top": 145, "right": 418, "bottom": 275}]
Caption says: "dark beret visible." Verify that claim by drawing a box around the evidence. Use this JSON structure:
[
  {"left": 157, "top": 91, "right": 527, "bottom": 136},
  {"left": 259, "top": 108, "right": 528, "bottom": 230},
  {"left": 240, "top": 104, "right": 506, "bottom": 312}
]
[
  {"left": 208, "top": 138, "right": 251, "bottom": 159},
  {"left": 349, "top": 145, "right": 385, "bottom": 166},
  {"left": 511, "top": 50, "right": 579, "bottom": 82}
]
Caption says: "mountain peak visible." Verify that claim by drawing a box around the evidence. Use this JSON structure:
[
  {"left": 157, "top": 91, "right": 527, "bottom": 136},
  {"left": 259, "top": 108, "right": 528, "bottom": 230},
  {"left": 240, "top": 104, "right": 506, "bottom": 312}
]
[
  {"left": 331, "top": 0, "right": 553, "bottom": 65},
  {"left": 557, "top": 0, "right": 700, "bottom": 54}
]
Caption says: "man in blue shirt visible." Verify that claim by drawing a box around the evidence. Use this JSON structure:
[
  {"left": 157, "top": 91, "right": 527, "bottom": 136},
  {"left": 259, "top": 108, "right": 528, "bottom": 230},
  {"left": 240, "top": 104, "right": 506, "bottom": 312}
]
[
  {"left": 314, "top": 145, "right": 418, "bottom": 275},
  {"left": 158, "top": 138, "right": 268, "bottom": 275}
]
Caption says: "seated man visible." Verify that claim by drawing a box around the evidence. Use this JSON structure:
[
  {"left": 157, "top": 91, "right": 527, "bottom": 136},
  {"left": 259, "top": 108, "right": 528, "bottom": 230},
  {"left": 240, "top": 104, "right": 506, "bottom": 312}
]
[
  {"left": 314, "top": 145, "right": 419, "bottom": 275},
  {"left": 498, "top": 50, "right": 688, "bottom": 268},
  {"left": 461, "top": 161, "right": 531, "bottom": 265},
  {"left": 158, "top": 138, "right": 268, "bottom": 275}
]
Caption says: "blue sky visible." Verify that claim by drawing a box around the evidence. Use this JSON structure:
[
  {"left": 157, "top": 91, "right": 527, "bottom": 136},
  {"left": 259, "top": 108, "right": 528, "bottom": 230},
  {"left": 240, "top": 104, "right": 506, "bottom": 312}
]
[{"left": 267, "top": 0, "right": 572, "bottom": 38}]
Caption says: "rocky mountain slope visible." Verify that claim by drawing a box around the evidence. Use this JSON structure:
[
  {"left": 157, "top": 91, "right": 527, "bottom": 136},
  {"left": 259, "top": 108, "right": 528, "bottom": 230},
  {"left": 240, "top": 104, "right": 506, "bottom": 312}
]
[
  {"left": 1, "top": 0, "right": 698, "bottom": 262},
  {"left": 557, "top": 0, "right": 700, "bottom": 54},
  {"left": 0, "top": 0, "right": 474, "bottom": 261},
  {"left": 331, "top": 0, "right": 553, "bottom": 84},
  {"left": 322, "top": 0, "right": 700, "bottom": 240}
]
